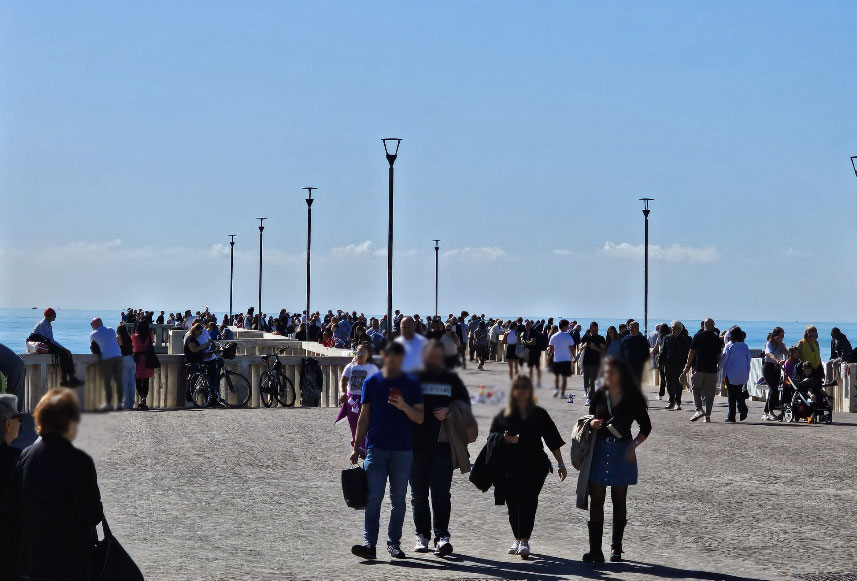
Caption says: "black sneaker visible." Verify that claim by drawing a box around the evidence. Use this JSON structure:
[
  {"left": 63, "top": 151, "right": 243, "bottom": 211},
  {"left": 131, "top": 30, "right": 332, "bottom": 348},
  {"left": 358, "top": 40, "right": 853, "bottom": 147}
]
[
  {"left": 724, "top": 417, "right": 736, "bottom": 423},
  {"left": 137, "top": 400, "right": 149, "bottom": 411},
  {"left": 387, "top": 544, "right": 406, "bottom": 559},
  {"left": 351, "top": 544, "right": 376, "bottom": 559},
  {"left": 434, "top": 536, "right": 453, "bottom": 557},
  {"left": 739, "top": 410, "right": 748, "bottom": 421}
]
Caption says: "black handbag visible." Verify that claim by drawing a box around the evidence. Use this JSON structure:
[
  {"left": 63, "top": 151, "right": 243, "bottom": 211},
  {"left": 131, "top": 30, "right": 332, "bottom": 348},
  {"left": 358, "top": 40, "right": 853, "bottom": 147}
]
[
  {"left": 89, "top": 516, "right": 144, "bottom": 580},
  {"left": 341, "top": 465, "right": 368, "bottom": 509},
  {"left": 146, "top": 346, "right": 161, "bottom": 369}
]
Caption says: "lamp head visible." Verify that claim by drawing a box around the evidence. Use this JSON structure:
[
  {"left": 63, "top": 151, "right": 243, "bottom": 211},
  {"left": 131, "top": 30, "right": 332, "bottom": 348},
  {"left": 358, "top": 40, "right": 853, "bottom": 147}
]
[
  {"left": 851, "top": 156, "right": 857, "bottom": 177},
  {"left": 433, "top": 239, "right": 440, "bottom": 249},
  {"left": 382, "top": 138, "right": 402, "bottom": 166}
]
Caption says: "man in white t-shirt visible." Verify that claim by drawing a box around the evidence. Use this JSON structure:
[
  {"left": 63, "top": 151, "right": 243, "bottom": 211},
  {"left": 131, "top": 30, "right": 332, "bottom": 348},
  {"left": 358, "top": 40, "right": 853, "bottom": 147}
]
[
  {"left": 394, "top": 316, "right": 427, "bottom": 373},
  {"left": 548, "top": 319, "right": 575, "bottom": 398}
]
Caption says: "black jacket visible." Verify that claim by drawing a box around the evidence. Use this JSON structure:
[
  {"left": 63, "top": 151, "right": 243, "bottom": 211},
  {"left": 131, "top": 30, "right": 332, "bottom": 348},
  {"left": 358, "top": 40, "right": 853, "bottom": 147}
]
[
  {"left": 469, "top": 432, "right": 505, "bottom": 502},
  {"left": 0, "top": 443, "right": 21, "bottom": 581},
  {"left": 14, "top": 434, "right": 103, "bottom": 581}
]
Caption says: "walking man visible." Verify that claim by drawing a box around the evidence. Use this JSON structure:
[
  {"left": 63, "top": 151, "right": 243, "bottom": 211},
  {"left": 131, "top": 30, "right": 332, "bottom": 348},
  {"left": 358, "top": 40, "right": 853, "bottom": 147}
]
[
  {"left": 350, "top": 342, "right": 424, "bottom": 560},
  {"left": 411, "top": 342, "right": 470, "bottom": 556},
  {"left": 579, "top": 322, "right": 605, "bottom": 403},
  {"left": 395, "top": 316, "right": 427, "bottom": 373},
  {"left": 661, "top": 321, "right": 691, "bottom": 410},
  {"left": 620, "top": 321, "right": 650, "bottom": 384},
  {"left": 683, "top": 318, "right": 722, "bottom": 423},
  {"left": 89, "top": 318, "right": 123, "bottom": 411},
  {"left": 521, "top": 320, "right": 542, "bottom": 388},
  {"left": 547, "top": 320, "right": 575, "bottom": 397},
  {"left": 489, "top": 319, "right": 503, "bottom": 361}
]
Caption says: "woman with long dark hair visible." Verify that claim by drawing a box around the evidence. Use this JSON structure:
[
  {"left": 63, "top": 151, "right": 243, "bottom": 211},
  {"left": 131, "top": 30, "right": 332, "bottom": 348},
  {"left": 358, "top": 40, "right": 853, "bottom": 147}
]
[
  {"left": 763, "top": 327, "right": 787, "bottom": 421},
  {"left": 490, "top": 375, "right": 566, "bottom": 559},
  {"left": 116, "top": 324, "right": 136, "bottom": 409},
  {"left": 604, "top": 326, "right": 622, "bottom": 358},
  {"left": 131, "top": 320, "right": 155, "bottom": 410},
  {"left": 505, "top": 322, "right": 520, "bottom": 380},
  {"left": 584, "top": 356, "right": 651, "bottom": 563}
]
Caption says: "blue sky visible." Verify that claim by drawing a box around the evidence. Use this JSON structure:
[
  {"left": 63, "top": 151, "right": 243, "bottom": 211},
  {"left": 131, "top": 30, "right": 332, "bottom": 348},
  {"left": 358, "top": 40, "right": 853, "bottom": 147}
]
[{"left": 1, "top": 1, "right": 855, "bottom": 321}]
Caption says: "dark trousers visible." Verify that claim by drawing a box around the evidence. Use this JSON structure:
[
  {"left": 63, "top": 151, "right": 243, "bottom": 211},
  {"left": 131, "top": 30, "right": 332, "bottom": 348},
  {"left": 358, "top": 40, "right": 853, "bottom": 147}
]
[
  {"left": 489, "top": 341, "right": 498, "bottom": 360},
  {"left": 49, "top": 344, "right": 76, "bottom": 380},
  {"left": 582, "top": 365, "right": 599, "bottom": 396},
  {"left": 763, "top": 362, "right": 781, "bottom": 414},
  {"left": 725, "top": 383, "right": 748, "bottom": 420},
  {"left": 410, "top": 444, "right": 454, "bottom": 540},
  {"left": 506, "top": 475, "right": 545, "bottom": 540},
  {"left": 658, "top": 365, "right": 666, "bottom": 397},
  {"left": 136, "top": 377, "right": 149, "bottom": 399},
  {"left": 665, "top": 368, "right": 683, "bottom": 404},
  {"left": 468, "top": 339, "right": 476, "bottom": 361}
]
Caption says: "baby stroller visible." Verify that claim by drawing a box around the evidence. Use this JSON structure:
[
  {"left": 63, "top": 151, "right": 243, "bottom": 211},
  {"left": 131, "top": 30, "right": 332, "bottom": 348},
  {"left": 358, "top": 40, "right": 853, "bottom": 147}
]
[{"left": 780, "top": 374, "right": 833, "bottom": 424}]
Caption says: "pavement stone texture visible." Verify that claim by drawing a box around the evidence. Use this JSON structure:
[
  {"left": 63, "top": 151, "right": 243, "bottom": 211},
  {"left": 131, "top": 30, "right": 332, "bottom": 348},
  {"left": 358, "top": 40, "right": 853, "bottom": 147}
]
[{"left": 75, "top": 361, "right": 857, "bottom": 581}]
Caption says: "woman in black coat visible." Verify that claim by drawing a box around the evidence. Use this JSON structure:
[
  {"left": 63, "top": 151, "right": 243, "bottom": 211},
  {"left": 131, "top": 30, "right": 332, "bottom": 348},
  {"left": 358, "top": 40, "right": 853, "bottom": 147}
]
[
  {"left": 489, "top": 375, "right": 566, "bottom": 559},
  {"left": 0, "top": 394, "right": 23, "bottom": 581},
  {"left": 14, "top": 388, "right": 103, "bottom": 581}
]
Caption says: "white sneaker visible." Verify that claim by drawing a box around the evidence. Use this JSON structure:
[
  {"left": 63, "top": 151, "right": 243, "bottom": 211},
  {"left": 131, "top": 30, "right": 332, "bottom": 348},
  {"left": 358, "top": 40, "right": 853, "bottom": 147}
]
[
  {"left": 98, "top": 403, "right": 112, "bottom": 412},
  {"left": 414, "top": 534, "right": 430, "bottom": 553},
  {"left": 508, "top": 540, "right": 519, "bottom": 555},
  {"left": 518, "top": 541, "right": 531, "bottom": 558},
  {"left": 690, "top": 411, "right": 705, "bottom": 422},
  {"left": 435, "top": 536, "right": 453, "bottom": 557},
  {"left": 553, "top": 388, "right": 560, "bottom": 398},
  {"left": 657, "top": 395, "right": 662, "bottom": 401}
]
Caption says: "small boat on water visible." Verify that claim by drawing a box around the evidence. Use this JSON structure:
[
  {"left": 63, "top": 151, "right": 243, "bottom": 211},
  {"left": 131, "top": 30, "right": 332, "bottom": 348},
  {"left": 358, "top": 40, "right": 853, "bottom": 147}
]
[{"left": 31, "top": 307, "right": 38, "bottom": 310}]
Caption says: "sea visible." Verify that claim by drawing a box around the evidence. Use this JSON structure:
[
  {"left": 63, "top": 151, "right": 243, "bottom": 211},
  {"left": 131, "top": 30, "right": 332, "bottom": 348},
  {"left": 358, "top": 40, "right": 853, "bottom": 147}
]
[{"left": 1, "top": 307, "right": 854, "bottom": 360}]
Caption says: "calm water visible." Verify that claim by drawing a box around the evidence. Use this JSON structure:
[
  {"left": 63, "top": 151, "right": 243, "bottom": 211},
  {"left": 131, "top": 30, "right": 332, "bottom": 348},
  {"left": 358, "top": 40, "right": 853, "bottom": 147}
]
[{"left": 2, "top": 308, "right": 854, "bottom": 359}]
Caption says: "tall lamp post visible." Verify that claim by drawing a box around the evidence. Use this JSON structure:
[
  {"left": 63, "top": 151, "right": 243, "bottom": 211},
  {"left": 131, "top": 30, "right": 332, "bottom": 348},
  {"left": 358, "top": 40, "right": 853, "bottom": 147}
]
[
  {"left": 303, "top": 187, "right": 317, "bottom": 324},
  {"left": 257, "top": 217, "right": 267, "bottom": 331},
  {"left": 382, "top": 138, "right": 402, "bottom": 336},
  {"left": 640, "top": 198, "right": 654, "bottom": 336},
  {"left": 228, "top": 234, "right": 236, "bottom": 324},
  {"left": 433, "top": 240, "right": 440, "bottom": 318}
]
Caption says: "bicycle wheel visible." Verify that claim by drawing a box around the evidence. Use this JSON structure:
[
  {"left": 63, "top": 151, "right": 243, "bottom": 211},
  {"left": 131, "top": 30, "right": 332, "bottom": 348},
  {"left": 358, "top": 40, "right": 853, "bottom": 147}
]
[
  {"left": 220, "top": 371, "right": 251, "bottom": 408},
  {"left": 276, "top": 371, "right": 296, "bottom": 407},
  {"left": 189, "top": 373, "right": 210, "bottom": 408},
  {"left": 259, "top": 371, "right": 276, "bottom": 408}
]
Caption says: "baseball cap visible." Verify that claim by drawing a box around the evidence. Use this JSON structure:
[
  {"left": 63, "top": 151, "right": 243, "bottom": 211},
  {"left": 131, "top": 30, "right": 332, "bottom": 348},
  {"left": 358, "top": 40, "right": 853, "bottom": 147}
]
[{"left": 44, "top": 308, "right": 56, "bottom": 318}]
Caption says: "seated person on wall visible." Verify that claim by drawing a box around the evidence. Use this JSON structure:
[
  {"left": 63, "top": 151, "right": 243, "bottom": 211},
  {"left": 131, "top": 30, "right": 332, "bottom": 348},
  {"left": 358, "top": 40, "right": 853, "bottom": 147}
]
[
  {"left": 27, "top": 308, "right": 83, "bottom": 387},
  {"left": 829, "top": 327, "right": 856, "bottom": 363}
]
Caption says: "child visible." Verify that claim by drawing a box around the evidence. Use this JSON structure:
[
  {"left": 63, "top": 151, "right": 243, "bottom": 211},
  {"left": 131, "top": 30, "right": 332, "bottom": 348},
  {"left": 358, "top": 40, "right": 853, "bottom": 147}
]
[
  {"left": 335, "top": 343, "right": 379, "bottom": 456},
  {"left": 783, "top": 346, "right": 801, "bottom": 379}
]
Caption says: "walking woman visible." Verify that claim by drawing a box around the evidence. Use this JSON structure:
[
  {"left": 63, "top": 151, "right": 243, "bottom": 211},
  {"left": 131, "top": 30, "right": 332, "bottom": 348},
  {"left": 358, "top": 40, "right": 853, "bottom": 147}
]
[
  {"left": 719, "top": 326, "right": 751, "bottom": 422},
  {"left": 14, "top": 388, "right": 103, "bottom": 581},
  {"left": 584, "top": 356, "right": 651, "bottom": 563},
  {"left": 763, "top": 327, "right": 787, "bottom": 421},
  {"left": 131, "top": 320, "right": 155, "bottom": 410},
  {"left": 116, "top": 325, "right": 136, "bottom": 409},
  {"left": 797, "top": 325, "right": 824, "bottom": 380},
  {"left": 490, "top": 375, "right": 566, "bottom": 559},
  {"left": 605, "top": 326, "right": 622, "bottom": 359},
  {"left": 505, "top": 322, "right": 520, "bottom": 380},
  {"left": 335, "top": 343, "right": 379, "bottom": 456}
]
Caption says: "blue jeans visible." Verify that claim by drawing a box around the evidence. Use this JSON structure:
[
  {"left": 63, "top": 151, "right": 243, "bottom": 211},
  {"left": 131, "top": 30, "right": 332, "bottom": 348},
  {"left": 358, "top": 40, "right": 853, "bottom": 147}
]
[{"left": 364, "top": 448, "right": 413, "bottom": 547}]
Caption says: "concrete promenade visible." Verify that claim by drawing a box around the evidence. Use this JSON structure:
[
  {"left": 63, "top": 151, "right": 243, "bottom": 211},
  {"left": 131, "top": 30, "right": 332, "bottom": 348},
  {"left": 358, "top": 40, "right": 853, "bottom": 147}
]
[{"left": 74, "top": 361, "right": 857, "bottom": 581}]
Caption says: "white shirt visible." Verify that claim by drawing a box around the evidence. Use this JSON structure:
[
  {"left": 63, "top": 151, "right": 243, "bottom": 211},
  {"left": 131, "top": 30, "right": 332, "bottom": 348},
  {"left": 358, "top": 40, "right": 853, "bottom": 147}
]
[
  {"left": 90, "top": 326, "right": 122, "bottom": 359},
  {"left": 184, "top": 315, "right": 198, "bottom": 330},
  {"left": 342, "top": 362, "right": 379, "bottom": 395},
  {"left": 395, "top": 334, "right": 427, "bottom": 373},
  {"left": 549, "top": 331, "right": 575, "bottom": 363},
  {"left": 489, "top": 324, "right": 503, "bottom": 342},
  {"left": 198, "top": 328, "right": 215, "bottom": 361}
]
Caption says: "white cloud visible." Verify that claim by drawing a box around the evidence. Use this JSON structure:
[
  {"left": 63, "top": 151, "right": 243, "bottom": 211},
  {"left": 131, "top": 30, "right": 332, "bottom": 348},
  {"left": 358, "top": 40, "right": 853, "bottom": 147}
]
[
  {"left": 551, "top": 249, "right": 575, "bottom": 256},
  {"left": 443, "top": 246, "right": 506, "bottom": 261},
  {"left": 601, "top": 241, "right": 719, "bottom": 263},
  {"left": 330, "top": 240, "right": 416, "bottom": 260},
  {"left": 785, "top": 247, "right": 810, "bottom": 258}
]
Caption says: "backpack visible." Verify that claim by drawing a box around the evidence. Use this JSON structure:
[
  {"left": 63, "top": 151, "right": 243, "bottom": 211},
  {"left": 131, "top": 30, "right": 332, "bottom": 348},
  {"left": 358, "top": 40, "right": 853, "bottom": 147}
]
[{"left": 299, "top": 357, "right": 324, "bottom": 407}]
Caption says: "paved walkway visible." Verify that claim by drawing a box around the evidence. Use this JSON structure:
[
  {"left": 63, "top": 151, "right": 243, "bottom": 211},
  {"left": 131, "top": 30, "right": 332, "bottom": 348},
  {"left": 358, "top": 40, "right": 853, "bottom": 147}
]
[{"left": 75, "top": 361, "right": 857, "bottom": 581}]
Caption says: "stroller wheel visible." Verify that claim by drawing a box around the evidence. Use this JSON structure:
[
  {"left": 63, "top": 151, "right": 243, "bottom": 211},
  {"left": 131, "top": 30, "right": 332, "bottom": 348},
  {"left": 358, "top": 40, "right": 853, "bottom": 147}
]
[
  {"left": 782, "top": 406, "right": 794, "bottom": 423},
  {"left": 826, "top": 411, "right": 833, "bottom": 424}
]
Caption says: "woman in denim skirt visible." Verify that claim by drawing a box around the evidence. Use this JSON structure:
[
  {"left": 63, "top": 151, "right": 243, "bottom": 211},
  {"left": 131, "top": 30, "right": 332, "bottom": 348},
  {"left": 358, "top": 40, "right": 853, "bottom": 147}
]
[{"left": 584, "top": 357, "right": 652, "bottom": 563}]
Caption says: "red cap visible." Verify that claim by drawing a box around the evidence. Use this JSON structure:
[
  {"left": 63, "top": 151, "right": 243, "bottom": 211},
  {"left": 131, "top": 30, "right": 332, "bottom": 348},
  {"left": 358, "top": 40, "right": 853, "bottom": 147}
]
[{"left": 44, "top": 308, "right": 56, "bottom": 318}]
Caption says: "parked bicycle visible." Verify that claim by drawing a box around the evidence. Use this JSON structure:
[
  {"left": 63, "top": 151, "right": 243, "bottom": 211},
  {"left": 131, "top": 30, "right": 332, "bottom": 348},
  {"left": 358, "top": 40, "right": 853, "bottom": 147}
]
[
  {"left": 186, "top": 342, "right": 251, "bottom": 408},
  {"left": 259, "top": 348, "right": 297, "bottom": 407}
]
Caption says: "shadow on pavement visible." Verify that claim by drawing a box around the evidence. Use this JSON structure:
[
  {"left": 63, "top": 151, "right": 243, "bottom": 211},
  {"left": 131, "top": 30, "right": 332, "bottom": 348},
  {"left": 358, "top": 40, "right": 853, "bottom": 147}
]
[{"left": 376, "top": 553, "right": 764, "bottom": 581}]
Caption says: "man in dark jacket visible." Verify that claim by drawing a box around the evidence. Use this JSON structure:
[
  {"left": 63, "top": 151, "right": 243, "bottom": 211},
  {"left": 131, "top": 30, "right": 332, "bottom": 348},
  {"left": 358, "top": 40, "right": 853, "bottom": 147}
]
[
  {"left": 412, "top": 342, "right": 470, "bottom": 557},
  {"left": 620, "top": 321, "right": 651, "bottom": 383},
  {"left": 14, "top": 388, "right": 103, "bottom": 581},
  {"left": 830, "top": 328, "right": 855, "bottom": 363},
  {"left": 661, "top": 322, "right": 692, "bottom": 411}
]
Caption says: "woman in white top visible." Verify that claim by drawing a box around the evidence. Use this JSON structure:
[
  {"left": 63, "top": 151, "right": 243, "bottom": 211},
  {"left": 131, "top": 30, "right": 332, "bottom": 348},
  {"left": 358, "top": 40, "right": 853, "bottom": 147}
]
[
  {"left": 762, "top": 327, "right": 787, "bottom": 421},
  {"left": 335, "top": 344, "right": 379, "bottom": 456},
  {"left": 505, "top": 321, "right": 520, "bottom": 380}
]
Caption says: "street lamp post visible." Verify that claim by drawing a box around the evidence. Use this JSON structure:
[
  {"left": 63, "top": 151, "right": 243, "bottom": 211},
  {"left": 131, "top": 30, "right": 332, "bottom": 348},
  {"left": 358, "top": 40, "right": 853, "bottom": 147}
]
[
  {"left": 228, "top": 234, "right": 236, "bottom": 324},
  {"left": 433, "top": 240, "right": 440, "bottom": 318},
  {"left": 303, "top": 187, "right": 317, "bottom": 325},
  {"left": 382, "top": 138, "right": 402, "bottom": 336},
  {"left": 257, "top": 217, "right": 267, "bottom": 331},
  {"left": 640, "top": 198, "right": 654, "bottom": 336}
]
